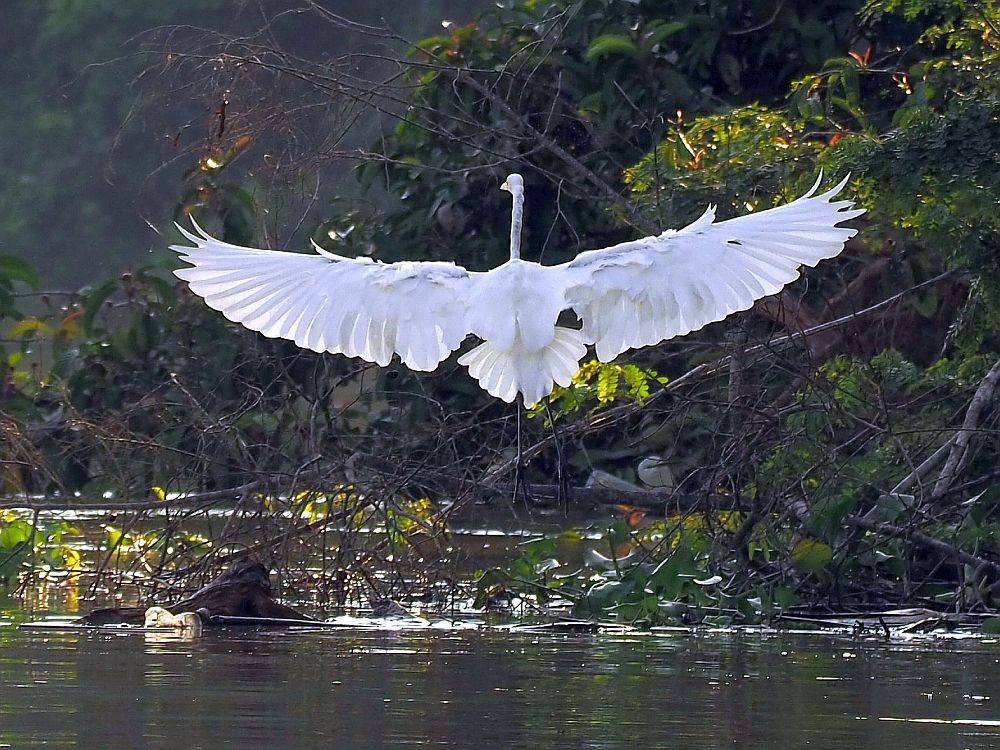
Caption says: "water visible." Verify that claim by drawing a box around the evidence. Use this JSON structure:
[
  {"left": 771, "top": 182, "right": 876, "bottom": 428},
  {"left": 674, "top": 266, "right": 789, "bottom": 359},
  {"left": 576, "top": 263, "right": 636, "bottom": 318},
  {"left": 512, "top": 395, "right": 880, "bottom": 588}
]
[{"left": 1, "top": 623, "right": 998, "bottom": 749}]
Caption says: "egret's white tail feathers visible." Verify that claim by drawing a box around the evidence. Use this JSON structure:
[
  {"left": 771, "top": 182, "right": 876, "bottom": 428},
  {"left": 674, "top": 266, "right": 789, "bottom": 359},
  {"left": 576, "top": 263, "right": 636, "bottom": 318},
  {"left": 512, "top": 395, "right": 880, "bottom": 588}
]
[{"left": 457, "top": 327, "right": 587, "bottom": 406}]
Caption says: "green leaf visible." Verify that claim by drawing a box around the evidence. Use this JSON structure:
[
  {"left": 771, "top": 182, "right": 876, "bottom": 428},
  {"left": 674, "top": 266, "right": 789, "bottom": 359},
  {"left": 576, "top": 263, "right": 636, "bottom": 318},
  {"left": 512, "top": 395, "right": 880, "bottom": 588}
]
[
  {"left": 912, "top": 287, "right": 939, "bottom": 318},
  {"left": 966, "top": 486, "right": 1000, "bottom": 526},
  {"left": 104, "top": 525, "right": 124, "bottom": 551},
  {"left": 807, "top": 493, "right": 859, "bottom": 538},
  {"left": 472, "top": 568, "right": 511, "bottom": 609},
  {"left": 7, "top": 318, "right": 53, "bottom": 339},
  {"left": 535, "top": 558, "right": 561, "bottom": 574},
  {"left": 81, "top": 278, "right": 120, "bottom": 334},
  {"left": 645, "top": 20, "right": 687, "bottom": 48},
  {"left": 0, "top": 520, "right": 33, "bottom": 549},
  {"left": 412, "top": 36, "right": 455, "bottom": 56},
  {"left": 581, "top": 579, "right": 634, "bottom": 609},
  {"left": 0, "top": 286, "right": 16, "bottom": 318},
  {"left": 791, "top": 538, "right": 832, "bottom": 575},
  {"left": 982, "top": 618, "right": 1000, "bottom": 635},
  {"left": 0, "top": 256, "right": 40, "bottom": 289},
  {"left": 596, "top": 366, "right": 620, "bottom": 403},
  {"left": 585, "top": 35, "right": 641, "bottom": 62},
  {"left": 138, "top": 271, "right": 177, "bottom": 303},
  {"left": 840, "top": 65, "right": 861, "bottom": 109},
  {"left": 772, "top": 585, "right": 797, "bottom": 610},
  {"left": 576, "top": 92, "right": 603, "bottom": 114}
]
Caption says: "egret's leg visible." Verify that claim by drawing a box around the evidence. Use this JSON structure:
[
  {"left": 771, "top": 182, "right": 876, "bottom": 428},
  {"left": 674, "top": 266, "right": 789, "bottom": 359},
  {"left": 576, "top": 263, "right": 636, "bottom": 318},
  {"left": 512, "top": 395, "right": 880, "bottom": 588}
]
[
  {"left": 544, "top": 399, "right": 570, "bottom": 513},
  {"left": 513, "top": 397, "right": 534, "bottom": 507}
]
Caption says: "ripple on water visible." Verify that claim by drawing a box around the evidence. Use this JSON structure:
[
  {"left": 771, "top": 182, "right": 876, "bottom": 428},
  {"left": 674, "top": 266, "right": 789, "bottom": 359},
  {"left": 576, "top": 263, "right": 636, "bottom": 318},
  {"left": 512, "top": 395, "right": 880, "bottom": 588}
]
[{"left": 1, "top": 627, "right": 1000, "bottom": 749}]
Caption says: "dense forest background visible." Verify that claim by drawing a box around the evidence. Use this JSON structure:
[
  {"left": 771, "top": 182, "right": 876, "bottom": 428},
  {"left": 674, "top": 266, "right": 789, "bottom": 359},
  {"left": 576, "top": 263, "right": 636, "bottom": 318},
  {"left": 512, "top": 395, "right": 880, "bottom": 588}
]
[{"left": 1, "top": 0, "right": 999, "bottom": 623}]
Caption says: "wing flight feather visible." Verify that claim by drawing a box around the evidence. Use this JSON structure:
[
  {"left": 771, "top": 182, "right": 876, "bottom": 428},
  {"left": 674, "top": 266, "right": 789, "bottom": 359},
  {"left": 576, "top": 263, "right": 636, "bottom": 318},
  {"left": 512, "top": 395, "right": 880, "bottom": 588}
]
[
  {"left": 171, "top": 219, "right": 474, "bottom": 371},
  {"left": 559, "top": 175, "right": 865, "bottom": 361}
]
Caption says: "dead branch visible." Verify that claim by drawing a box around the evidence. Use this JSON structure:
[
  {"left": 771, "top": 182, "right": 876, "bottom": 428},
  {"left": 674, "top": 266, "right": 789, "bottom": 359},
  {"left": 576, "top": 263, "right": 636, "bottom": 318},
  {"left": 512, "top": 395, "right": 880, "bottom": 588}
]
[
  {"left": 846, "top": 514, "right": 1000, "bottom": 581},
  {"left": 931, "top": 357, "right": 1000, "bottom": 499}
]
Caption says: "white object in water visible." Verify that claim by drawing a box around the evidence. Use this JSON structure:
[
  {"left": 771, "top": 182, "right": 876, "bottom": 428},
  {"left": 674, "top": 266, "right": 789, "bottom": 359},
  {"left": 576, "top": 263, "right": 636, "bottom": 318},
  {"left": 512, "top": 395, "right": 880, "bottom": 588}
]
[
  {"left": 172, "top": 173, "right": 863, "bottom": 406},
  {"left": 143, "top": 606, "right": 203, "bottom": 636}
]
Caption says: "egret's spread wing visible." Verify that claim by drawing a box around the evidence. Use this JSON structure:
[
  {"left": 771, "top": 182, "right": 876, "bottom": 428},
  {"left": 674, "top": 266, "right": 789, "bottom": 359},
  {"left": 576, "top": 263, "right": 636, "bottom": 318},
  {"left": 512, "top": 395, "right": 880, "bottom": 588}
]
[
  {"left": 560, "top": 175, "right": 865, "bottom": 361},
  {"left": 172, "top": 219, "right": 474, "bottom": 370}
]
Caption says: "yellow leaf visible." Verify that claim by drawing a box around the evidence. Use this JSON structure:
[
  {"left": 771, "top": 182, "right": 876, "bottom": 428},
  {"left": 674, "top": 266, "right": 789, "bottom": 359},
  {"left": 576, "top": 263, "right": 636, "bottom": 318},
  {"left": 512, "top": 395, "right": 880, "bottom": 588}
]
[
  {"left": 8, "top": 318, "right": 53, "bottom": 338},
  {"left": 62, "top": 547, "right": 82, "bottom": 570}
]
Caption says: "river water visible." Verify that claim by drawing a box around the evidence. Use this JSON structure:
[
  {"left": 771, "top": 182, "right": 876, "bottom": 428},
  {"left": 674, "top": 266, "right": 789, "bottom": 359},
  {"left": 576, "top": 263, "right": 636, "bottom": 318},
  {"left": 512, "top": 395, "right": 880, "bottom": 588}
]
[{"left": 1, "top": 619, "right": 998, "bottom": 749}]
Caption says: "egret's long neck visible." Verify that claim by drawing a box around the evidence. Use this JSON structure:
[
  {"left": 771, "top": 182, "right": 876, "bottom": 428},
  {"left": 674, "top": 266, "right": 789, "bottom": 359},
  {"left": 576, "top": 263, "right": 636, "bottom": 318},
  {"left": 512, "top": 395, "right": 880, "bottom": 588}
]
[{"left": 509, "top": 187, "right": 523, "bottom": 260}]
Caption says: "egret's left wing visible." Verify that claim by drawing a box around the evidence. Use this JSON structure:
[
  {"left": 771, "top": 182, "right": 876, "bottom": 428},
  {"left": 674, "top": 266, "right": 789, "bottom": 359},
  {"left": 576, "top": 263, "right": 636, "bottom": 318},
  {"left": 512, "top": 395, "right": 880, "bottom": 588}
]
[
  {"left": 172, "top": 219, "right": 475, "bottom": 371},
  {"left": 558, "top": 175, "right": 865, "bottom": 361}
]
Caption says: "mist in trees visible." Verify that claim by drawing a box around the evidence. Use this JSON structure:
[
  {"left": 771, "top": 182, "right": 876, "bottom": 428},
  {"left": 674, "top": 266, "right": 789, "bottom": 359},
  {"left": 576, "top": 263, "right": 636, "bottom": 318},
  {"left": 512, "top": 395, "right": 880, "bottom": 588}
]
[{"left": 0, "top": 0, "right": 488, "bottom": 286}]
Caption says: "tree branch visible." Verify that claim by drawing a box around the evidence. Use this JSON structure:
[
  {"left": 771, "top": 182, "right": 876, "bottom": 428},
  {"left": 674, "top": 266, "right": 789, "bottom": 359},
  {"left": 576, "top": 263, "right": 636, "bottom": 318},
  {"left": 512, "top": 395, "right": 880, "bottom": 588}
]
[{"left": 932, "top": 357, "right": 1000, "bottom": 499}]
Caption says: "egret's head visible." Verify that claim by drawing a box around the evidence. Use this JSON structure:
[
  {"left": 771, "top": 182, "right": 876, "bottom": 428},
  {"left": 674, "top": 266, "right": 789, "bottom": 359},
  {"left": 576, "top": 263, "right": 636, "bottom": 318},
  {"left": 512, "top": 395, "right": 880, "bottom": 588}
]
[{"left": 500, "top": 173, "right": 524, "bottom": 196}]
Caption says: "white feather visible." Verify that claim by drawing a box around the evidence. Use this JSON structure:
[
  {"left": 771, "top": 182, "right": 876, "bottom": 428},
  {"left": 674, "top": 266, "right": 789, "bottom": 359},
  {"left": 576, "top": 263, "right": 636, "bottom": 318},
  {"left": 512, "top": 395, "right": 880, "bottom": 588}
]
[
  {"left": 173, "top": 218, "right": 476, "bottom": 373},
  {"left": 560, "top": 173, "right": 864, "bottom": 361},
  {"left": 457, "top": 327, "right": 588, "bottom": 406}
]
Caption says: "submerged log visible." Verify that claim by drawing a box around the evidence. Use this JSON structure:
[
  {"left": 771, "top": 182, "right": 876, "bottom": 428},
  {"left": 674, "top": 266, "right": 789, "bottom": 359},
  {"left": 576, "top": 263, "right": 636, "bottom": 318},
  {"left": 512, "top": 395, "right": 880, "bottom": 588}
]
[{"left": 79, "top": 557, "right": 314, "bottom": 626}]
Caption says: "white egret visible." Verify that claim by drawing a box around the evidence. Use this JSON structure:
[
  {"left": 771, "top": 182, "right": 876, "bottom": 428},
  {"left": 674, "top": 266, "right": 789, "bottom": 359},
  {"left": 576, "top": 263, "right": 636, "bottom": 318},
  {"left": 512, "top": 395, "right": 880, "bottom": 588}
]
[{"left": 171, "top": 173, "right": 863, "bottom": 405}]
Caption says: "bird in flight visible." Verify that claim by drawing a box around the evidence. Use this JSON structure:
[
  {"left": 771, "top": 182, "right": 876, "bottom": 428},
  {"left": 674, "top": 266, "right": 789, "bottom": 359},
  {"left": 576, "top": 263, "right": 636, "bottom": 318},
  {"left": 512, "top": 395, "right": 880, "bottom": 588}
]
[{"left": 172, "top": 173, "right": 863, "bottom": 406}]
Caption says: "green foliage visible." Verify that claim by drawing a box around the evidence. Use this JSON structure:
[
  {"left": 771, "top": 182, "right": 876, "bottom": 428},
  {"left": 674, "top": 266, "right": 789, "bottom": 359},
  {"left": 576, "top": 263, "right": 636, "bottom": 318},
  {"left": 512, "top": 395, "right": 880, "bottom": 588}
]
[
  {"left": 532, "top": 358, "right": 668, "bottom": 421},
  {"left": 477, "top": 514, "right": 800, "bottom": 625},
  {"left": 828, "top": 96, "right": 1000, "bottom": 352},
  {"left": 0, "top": 512, "right": 81, "bottom": 589},
  {"left": 0, "top": 260, "right": 342, "bottom": 493},
  {"left": 621, "top": 6, "right": 1000, "bottom": 606},
  {"left": 365, "top": 0, "right": 866, "bottom": 273},
  {"left": 623, "top": 2, "right": 999, "bottom": 339},
  {"left": 101, "top": 522, "right": 209, "bottom": 569},
  {"left": 764, "top": 352, "right": 992, "bottom": 490},
  {"left": 0, "top": 257, "right": 39, "bottom": 320},
  {"left": 4, "top": 0, "right": 1000, "bottom": 616}
]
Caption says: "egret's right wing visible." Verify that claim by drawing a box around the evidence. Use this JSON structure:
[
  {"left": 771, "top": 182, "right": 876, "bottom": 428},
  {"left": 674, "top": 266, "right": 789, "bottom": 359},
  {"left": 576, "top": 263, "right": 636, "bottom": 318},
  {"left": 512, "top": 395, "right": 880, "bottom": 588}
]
[
  {"left": 559, "top": 175, "right": 865, "bottom": 361},
  {"left": 172, "top": 219, "right": 475, "bottom": 371}
]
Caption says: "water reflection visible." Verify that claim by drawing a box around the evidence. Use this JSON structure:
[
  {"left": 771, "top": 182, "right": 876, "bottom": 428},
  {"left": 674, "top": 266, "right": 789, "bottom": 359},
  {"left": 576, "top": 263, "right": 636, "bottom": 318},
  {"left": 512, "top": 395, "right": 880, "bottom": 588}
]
[{"left": 1, "top": 625, "right": 999, "bottom": 749}]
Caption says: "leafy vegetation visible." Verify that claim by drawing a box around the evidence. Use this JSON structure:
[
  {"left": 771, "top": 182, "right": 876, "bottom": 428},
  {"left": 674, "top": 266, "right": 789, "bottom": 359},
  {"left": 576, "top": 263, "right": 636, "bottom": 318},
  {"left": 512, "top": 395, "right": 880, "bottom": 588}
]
[
  {"left": 0, "top": 512, "right": 80, "bottom": 589},
  {"left": 1, "top": 0, "right": 999, "bottom": 627}
]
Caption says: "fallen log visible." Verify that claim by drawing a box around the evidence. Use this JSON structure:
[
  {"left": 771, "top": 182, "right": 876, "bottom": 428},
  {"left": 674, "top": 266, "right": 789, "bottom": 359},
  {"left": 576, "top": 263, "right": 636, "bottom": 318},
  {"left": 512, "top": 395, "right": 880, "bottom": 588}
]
[{"left": 79, "top": 557, "right": 314, "bottom": 625}]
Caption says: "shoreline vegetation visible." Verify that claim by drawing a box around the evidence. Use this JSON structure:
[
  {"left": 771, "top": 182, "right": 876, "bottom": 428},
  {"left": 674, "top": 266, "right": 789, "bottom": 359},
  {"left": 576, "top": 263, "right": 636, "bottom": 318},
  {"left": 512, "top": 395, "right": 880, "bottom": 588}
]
[{"left": 2, "top": 0, "right": 999, "bottom": 630}]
